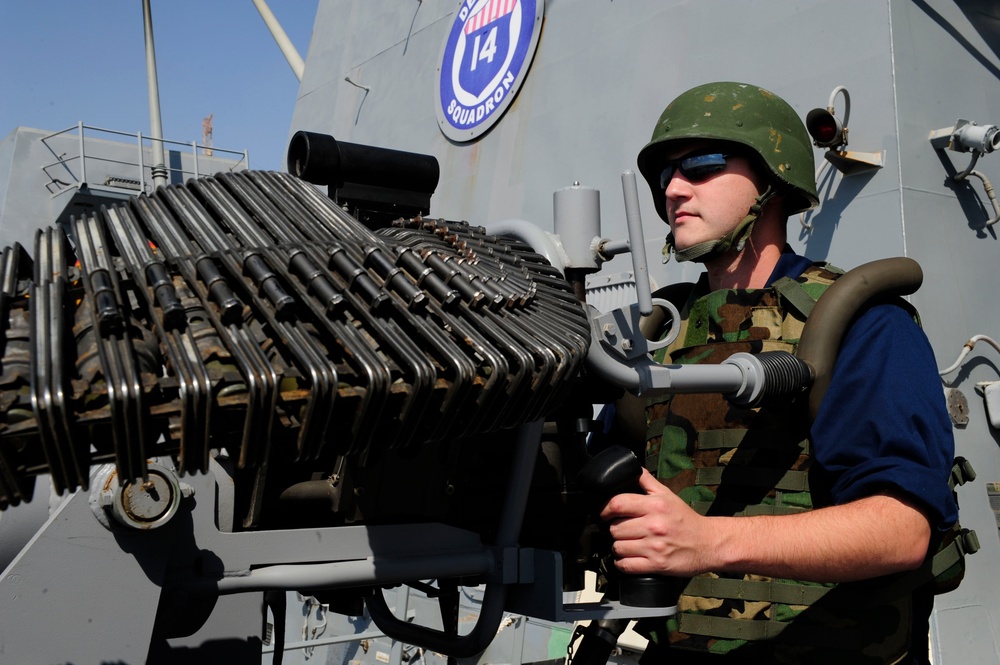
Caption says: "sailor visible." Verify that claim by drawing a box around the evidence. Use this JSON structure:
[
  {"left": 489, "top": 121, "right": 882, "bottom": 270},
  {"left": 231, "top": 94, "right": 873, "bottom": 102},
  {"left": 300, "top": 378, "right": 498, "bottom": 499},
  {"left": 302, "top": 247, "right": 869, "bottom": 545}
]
[{"left": 599, "top": 82, "right": 959, "bottom": 664}]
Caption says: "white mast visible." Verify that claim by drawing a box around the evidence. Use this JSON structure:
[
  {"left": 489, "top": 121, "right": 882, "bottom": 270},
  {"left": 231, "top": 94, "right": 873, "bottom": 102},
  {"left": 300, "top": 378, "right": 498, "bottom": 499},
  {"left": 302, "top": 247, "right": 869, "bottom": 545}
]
[{"left": 252, "top": 0, "right": 306, "bottom": 81}]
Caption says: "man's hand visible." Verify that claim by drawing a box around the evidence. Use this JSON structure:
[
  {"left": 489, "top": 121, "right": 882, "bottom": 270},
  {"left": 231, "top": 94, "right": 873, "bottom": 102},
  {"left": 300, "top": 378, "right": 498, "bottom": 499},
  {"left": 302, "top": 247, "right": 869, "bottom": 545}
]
[{"left": 599, "top": 468, "right": 715, "bottom": 577}]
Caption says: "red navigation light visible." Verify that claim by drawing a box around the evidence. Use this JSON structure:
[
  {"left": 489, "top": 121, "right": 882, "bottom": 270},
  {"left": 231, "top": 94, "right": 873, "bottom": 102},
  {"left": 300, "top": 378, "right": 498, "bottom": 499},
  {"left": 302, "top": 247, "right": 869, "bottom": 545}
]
[{"left": 806, "top": 108, "right": 846, "bottom": 148}]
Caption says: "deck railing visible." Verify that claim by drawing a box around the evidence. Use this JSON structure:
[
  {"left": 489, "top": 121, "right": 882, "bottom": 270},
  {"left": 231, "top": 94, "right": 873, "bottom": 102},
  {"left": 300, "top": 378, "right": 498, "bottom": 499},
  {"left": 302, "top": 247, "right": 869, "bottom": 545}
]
[{"left": 40, "top": 121, "right": 249, "bottom": 194}]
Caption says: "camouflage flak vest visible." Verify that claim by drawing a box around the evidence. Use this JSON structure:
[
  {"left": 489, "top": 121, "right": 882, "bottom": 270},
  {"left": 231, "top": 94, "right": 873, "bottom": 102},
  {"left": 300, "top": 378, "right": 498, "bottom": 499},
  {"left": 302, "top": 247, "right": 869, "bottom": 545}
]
[{"left": 642, "top": 262, "right": 914, "bottom": 665}]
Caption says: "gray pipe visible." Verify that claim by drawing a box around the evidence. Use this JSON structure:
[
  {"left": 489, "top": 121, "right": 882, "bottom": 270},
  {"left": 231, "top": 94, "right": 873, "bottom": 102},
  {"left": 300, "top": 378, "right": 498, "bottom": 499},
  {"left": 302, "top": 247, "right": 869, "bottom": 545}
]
[
  {"left": 796, "top": 257, "right": 923, "bottom": 422},
  {"left": 141, "top": 0, "right": 168, "bottom": 189},
  {"left": 214, "top": 550, "right": 494, "bottom": 594},
  {"left": 622, "top": 171, "right": 653, "bottom": 316},
  {"left": 632, "top": 257, "right": 922, "bottom": 418},
  {"left": 488, "top": 220, "right": 567, "bottom": 275}
]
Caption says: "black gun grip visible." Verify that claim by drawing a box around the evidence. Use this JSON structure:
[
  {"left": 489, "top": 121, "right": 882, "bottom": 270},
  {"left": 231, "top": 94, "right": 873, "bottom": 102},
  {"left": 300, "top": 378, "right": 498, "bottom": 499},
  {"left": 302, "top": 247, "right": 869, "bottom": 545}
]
[
  {"left": 577, "top": 445, "right": 644, "bottom": 497},
  {"left": 577, "top": 445, "right": 680, "bottom": 608}
]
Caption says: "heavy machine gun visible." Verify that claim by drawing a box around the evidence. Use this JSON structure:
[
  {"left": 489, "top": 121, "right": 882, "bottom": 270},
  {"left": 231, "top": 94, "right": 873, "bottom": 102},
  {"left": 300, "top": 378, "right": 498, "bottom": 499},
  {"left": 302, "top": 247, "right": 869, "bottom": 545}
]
[{"left": 0, "top": 138, "right": 920, "bottom": 664}]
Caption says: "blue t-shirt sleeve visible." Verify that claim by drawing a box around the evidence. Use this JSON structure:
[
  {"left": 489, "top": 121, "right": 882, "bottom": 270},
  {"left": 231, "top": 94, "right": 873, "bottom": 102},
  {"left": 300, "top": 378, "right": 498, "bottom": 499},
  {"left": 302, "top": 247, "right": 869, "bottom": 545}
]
[{"left": 808, "top": 303, "right": 958, "bottom": 532}]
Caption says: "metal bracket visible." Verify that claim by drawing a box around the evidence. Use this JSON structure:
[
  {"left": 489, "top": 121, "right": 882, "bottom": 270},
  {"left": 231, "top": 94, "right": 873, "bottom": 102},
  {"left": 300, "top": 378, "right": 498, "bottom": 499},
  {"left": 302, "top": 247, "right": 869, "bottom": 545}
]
[
  {"left": 822, "top": 149, "right": 884, "bottom": 175},
  {"left": 975, "top": 382, "right": 1000, "bottom": 429},
  {"left": 946, "top": 388, "right": 971, "bottom": 427},
  {"left": 592, "top": 298, "right": 679, "bottom": 361}
]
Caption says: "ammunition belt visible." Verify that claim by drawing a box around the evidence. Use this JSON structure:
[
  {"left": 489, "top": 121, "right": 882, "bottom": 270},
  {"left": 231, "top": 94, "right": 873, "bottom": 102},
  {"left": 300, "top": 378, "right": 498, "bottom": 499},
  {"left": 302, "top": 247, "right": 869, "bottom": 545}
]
[{"left": 0, "top": 171, "right": 590, "bottom": 508}]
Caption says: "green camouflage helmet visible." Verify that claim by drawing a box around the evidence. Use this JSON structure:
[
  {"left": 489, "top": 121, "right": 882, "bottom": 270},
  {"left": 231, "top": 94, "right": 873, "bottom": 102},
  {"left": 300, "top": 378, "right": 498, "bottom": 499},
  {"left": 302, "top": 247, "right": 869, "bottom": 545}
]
[{"left": 636, "top": 82, "right": 819, "bottom": 223}]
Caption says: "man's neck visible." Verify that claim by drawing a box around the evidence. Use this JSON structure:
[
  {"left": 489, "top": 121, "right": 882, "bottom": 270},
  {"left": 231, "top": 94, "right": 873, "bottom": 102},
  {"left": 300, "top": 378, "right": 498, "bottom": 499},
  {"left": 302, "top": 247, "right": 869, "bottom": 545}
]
[{"left": 704, "top": 240, "right": 784, "bottom": 291}]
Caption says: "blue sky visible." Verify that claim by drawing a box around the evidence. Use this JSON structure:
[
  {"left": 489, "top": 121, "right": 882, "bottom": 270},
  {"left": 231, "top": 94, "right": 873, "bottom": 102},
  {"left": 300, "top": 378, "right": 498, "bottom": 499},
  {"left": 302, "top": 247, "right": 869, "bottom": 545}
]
[{"left": 0, "top": 1, "right": 319, "bottom": 171}]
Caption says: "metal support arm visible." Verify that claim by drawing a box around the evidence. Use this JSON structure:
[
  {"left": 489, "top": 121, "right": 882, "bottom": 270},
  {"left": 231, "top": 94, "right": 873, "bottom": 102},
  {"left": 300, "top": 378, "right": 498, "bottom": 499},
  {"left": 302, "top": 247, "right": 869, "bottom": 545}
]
[{"left": 585, "top": 302, "right": 813, "bottom": 404}]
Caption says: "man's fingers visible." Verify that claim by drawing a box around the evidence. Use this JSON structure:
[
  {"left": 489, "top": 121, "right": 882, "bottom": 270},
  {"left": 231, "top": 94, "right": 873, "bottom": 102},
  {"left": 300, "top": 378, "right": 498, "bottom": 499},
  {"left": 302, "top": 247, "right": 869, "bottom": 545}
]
[
  {"left": 600, "top": 491, "right": 644, "bottom": 520},
  {"left": 638, "top": 468, "right": 667, "bottom": 494}
]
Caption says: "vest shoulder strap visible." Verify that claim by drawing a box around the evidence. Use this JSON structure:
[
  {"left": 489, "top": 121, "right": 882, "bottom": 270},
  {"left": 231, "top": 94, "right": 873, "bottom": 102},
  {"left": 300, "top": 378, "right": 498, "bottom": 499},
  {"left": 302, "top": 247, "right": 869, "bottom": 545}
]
[{"left": 771, "top": 261, "right": 844, "bottom": 319}]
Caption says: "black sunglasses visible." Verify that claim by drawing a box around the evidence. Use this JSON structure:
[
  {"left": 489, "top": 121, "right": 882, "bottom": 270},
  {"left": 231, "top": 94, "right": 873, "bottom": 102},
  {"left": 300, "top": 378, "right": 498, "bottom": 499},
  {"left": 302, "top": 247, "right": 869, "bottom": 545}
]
[{"left": 659, "top": 152, "right": 732, "bottom": 188}]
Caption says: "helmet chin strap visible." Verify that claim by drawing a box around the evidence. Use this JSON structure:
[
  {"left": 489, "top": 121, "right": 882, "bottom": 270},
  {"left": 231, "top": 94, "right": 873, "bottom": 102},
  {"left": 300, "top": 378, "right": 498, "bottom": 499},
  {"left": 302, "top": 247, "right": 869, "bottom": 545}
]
[{"left": 662, "top": 186, "right": 776, "bottom": 264}]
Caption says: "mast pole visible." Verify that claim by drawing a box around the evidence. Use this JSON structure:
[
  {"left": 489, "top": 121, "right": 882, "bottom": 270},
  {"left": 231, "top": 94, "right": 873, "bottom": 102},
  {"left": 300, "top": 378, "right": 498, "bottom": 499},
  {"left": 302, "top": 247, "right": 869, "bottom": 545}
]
[{"left": 142, "top": 0, "right": 168, "bottom": 189}]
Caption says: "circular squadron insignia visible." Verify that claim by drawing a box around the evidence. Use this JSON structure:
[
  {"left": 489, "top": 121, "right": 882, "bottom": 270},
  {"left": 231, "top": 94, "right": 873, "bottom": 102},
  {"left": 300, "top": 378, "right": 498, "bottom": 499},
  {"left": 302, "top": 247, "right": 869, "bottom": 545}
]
[{"left": 436, "top": 0, "right": 544, "bottom": 142}]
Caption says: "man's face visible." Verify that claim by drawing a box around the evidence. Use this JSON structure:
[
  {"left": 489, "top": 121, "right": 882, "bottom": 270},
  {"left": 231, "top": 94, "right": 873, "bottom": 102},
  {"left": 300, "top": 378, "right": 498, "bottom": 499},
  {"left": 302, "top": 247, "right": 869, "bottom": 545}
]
[{"left": 660, "top": 142, "right": 764, "bottom": 252}]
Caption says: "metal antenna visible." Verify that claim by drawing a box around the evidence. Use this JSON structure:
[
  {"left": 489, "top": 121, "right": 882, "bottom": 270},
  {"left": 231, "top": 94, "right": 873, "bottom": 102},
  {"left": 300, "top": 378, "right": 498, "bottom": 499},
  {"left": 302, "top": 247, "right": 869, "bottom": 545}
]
[{"left": 142, "top": 0, "right": 168, "bottom": 189}]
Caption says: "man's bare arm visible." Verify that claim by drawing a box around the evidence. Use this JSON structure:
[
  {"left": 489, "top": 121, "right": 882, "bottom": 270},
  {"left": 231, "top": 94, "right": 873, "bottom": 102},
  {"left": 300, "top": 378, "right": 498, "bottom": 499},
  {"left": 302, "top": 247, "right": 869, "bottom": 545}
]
[{"left": 601, "top": 468, "right": 931, "bottom": 583}]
